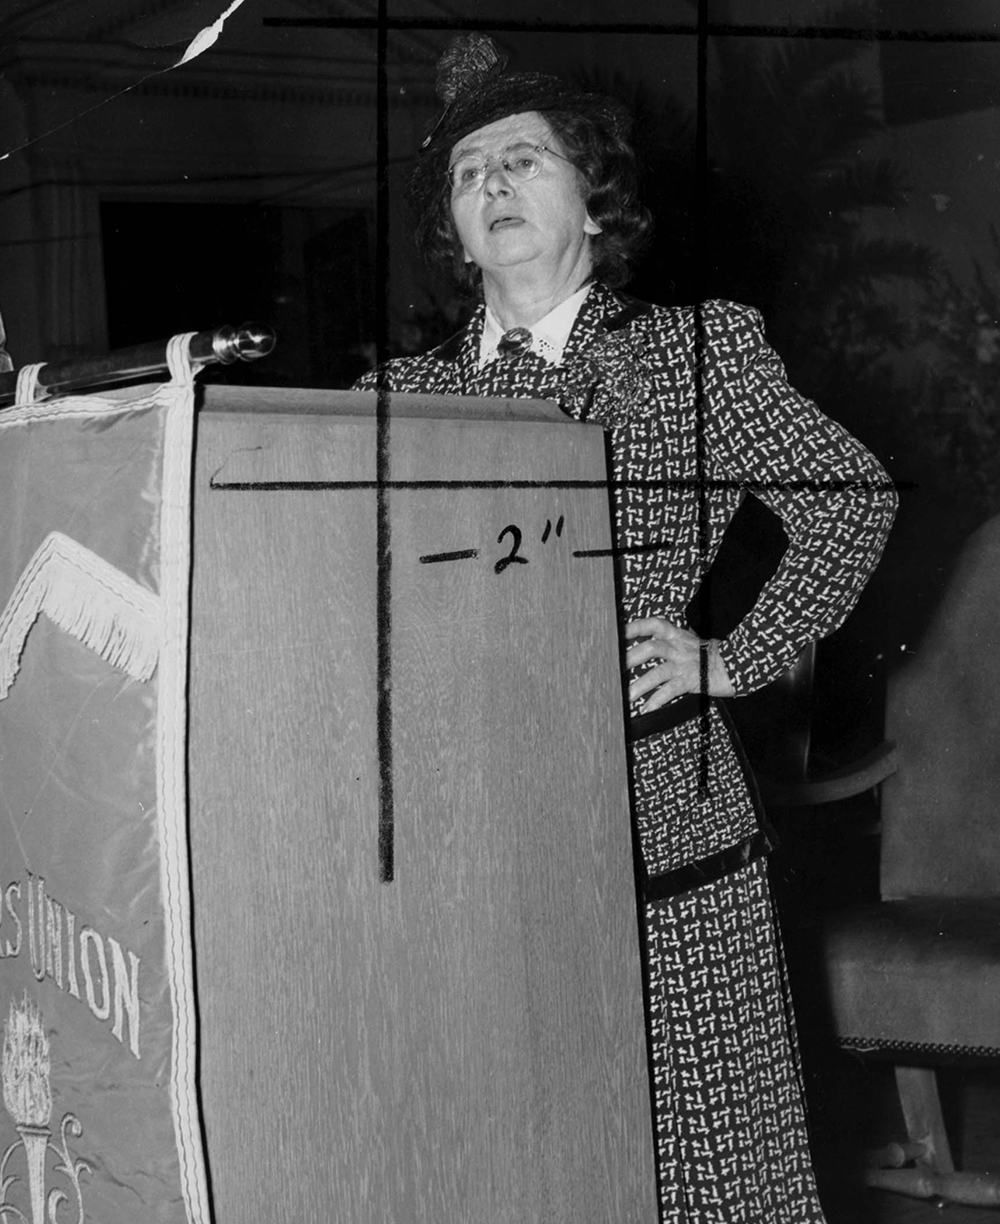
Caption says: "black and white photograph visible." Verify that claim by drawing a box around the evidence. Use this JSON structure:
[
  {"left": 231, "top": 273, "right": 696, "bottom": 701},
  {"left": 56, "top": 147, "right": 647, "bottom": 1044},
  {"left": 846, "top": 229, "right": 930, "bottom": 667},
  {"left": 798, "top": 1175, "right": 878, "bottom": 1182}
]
[{"left": 0, "top": 3, "right": 998, "bottom": 1222}]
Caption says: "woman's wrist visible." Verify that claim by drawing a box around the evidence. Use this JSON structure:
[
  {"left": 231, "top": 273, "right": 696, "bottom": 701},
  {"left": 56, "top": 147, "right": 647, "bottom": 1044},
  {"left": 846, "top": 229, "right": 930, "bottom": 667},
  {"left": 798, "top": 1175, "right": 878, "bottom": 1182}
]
[{"left": 706, "top": 639, "right": 735, "bottom": 697}]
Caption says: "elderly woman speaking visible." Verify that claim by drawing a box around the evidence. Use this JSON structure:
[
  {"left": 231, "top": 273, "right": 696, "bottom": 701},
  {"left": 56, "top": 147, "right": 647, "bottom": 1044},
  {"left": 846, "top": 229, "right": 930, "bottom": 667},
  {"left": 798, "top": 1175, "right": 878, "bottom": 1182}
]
[{"left": 358, "top": 33, "right": 896, "bottom": 1224}]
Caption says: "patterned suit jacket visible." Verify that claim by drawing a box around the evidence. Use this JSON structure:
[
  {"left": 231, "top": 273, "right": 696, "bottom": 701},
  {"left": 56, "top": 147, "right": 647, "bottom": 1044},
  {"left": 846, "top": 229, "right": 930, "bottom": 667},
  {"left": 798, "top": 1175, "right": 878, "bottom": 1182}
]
[{"left": 356, "top": 282, "right": 897, "bottom": 881}]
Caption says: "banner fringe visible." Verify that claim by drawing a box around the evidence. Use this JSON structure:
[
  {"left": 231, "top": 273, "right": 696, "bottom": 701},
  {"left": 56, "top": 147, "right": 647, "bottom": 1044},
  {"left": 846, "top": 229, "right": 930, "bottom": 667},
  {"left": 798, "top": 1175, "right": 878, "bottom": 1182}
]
[{"left": 0, "top": 532, "right": 159, "bottom": 700}]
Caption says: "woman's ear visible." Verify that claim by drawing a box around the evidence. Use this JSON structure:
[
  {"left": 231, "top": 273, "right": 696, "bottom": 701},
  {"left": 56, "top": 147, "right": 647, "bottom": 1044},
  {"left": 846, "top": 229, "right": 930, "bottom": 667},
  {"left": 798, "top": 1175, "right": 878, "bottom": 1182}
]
[{"left": 584, "top": 213, "right": 602, "bottom": 236}]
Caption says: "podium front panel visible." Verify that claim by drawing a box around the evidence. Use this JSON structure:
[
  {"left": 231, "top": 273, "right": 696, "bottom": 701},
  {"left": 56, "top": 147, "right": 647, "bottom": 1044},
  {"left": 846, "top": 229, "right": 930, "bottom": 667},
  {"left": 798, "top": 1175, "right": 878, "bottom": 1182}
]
[{"left": 187, "top": 389, "right": 657, "bottom": 1222}]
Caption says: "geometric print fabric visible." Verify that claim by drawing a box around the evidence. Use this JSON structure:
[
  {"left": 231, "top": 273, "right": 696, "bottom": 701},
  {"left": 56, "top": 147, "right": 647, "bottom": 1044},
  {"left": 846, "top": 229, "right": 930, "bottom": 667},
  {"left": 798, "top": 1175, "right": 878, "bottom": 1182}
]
[{"left": 647, "top": 860, "right": 824, "bottom": 1222}]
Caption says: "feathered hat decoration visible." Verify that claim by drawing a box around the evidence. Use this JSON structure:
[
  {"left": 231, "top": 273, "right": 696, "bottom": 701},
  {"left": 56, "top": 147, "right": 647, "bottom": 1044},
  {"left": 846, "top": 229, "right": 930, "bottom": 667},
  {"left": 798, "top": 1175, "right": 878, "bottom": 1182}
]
[
  {"left": 417, "top": 33, "right": 630, "bottom": 156},
  {"left": 410, "top": 33, "right": 630, "bottom": 207},
  {"left": 420, "top": 33, "right": 509, "bottom": 150},
  {"left": 436, "top": 32, "right": 508, "bottom": 106}
]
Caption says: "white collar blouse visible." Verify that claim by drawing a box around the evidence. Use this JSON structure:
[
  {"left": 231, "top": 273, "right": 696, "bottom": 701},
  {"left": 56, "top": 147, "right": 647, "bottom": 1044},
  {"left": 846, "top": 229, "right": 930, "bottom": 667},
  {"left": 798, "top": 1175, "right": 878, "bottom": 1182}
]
[{"left": 478, "top": 282, "right": 592, "bottom": 368}]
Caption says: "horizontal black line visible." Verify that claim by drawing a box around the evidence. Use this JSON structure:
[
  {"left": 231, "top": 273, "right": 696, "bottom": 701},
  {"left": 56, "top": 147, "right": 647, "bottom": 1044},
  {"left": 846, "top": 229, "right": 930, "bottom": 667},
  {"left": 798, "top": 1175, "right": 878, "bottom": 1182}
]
[
  {"left": 210, "top": 478, "right": 605, "bottom": 490},
  {"left": 262, "top": 17, "right": 1000, "bottom": 42},
  {"left": 263, "top": 18, "right": 700, "bottom": 33},
  {"left": 419, "top": 549, "right": 479, "bottom": 563},
  {"left": 209, "top": 477, "right": 910, "bottom": 493},
  {"left": 573, "top": 540, "right": 677, "bottom": 559}
]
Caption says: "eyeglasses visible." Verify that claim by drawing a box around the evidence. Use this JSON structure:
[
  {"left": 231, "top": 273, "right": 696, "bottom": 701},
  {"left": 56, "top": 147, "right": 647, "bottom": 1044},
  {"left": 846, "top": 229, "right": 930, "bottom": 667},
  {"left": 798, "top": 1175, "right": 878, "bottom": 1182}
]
[{"left": 447, "top": 143, "right": 571, "bottom": 195}]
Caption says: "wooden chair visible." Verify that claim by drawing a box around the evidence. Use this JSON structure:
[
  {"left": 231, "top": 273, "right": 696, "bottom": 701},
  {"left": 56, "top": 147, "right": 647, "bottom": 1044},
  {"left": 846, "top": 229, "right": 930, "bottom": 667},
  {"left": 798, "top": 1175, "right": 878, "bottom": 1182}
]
[{"left": 761, "top": 511, "right": 1000, "bottom": 1207}]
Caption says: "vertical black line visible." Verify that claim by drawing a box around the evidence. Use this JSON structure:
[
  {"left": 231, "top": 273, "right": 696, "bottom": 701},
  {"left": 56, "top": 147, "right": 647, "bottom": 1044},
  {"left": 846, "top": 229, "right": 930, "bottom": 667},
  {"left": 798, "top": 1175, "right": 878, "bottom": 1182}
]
[
  {"left": 375, "top": 0, "right": 394, "bottom": 882},
  {"left": 694, "top": 0, "right": 711, "bottom": 793}
]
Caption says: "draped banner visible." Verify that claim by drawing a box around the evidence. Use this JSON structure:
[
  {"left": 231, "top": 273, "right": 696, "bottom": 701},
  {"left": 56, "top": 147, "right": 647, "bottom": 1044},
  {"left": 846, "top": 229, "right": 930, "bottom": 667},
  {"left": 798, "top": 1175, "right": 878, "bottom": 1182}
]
[{"left": 0, "top": 340, "right": 210, "bottom": 1224}]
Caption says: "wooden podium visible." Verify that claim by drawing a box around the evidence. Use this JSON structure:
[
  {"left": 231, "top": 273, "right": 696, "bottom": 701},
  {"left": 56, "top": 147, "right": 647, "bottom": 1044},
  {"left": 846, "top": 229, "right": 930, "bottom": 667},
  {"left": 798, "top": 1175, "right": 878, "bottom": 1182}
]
[{"left": 186, "top": 387, "right": 657, "bottom": 1222}]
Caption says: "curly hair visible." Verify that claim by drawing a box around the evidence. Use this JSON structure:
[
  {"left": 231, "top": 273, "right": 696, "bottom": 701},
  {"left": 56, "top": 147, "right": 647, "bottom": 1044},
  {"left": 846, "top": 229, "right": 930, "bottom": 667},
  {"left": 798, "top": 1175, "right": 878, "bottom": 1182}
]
[{"left": 411, "top": 107, "right": 652, "bottom": 296}]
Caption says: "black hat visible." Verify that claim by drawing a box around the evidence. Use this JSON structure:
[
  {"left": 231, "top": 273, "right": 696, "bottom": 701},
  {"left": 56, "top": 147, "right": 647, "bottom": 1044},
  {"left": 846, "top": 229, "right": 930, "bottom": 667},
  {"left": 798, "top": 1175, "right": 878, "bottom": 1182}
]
[{"left": 409, "top": 33, "right": 629, "bottom": 210}]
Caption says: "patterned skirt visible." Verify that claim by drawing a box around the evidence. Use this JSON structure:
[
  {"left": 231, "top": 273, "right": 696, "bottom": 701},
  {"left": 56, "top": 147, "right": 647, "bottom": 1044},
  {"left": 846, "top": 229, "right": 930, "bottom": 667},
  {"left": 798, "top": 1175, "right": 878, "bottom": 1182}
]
[{"left": 645, "top": 858, "right": 827, "bottom": 1223}]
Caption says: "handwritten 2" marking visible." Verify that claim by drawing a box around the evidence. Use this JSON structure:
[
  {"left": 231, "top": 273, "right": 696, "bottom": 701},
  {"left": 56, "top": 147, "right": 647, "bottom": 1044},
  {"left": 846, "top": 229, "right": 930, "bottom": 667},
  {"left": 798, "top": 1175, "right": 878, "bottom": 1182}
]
[{"left": 418, "top": 516, "right": 568, "bottom": 574}]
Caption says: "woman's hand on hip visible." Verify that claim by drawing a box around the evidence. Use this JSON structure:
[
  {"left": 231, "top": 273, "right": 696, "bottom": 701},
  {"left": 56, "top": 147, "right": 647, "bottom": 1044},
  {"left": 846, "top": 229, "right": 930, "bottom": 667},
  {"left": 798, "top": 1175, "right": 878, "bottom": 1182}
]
[{"left": 624, "top": 618, "right": 735, "bottom": 712}]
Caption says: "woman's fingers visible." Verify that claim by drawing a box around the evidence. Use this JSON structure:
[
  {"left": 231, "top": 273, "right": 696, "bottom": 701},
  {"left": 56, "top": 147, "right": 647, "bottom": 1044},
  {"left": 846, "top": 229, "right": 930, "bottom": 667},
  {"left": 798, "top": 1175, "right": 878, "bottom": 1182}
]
[
  {"left": 625, "top": 619, "right": 695, "bottom": 710},
  {"left": 624, "top": 616, "right": 676, "bottom": 642},
  {"left": 624, "top": 638, "right": 663, "bottom": 667},
  {"left": 629, "top": 663, "right": 686, "bottom": 707},
  {"left": 623, "top": 616, "right": 734, "bottom": 709},
  {"left": 624, "top": 618, "right": 684, "bottom": 666}
]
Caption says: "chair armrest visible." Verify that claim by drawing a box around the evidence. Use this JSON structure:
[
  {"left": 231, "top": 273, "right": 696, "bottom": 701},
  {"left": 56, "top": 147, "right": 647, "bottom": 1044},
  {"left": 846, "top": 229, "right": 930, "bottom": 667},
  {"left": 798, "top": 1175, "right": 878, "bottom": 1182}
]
[{"left": 757, "top": 741, "right": 899, "bottom": 807}]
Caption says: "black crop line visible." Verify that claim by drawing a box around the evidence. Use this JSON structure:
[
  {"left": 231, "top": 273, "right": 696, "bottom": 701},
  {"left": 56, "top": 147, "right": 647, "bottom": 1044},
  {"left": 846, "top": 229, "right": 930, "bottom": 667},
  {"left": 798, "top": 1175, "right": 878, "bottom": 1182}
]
[
  {"left": 694, "top": 0, "right": 712, "bottom": 795},
  {"left": 374, "top": 0, "right": 393, "bottom": 884},
  {"left": 273, "top": 1, "right": 919, "bottom": 884},
  {"left": 573, "top": 540, "right": 678, "bottom": 559},
  {"left": 208, "top": 477, "right": 909, "bottom": 493},
  {"left": 263, "top": 17, "right": 1000, "bottom": 43}
]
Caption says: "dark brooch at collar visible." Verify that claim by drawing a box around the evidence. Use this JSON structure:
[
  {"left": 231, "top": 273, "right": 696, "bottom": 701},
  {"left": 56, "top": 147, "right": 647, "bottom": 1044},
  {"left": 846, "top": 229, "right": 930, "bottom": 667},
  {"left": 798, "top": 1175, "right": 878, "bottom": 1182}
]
[
  {"left": 425, "top": 292, "right": 654, "bottom": 384},
  {"left": 496, "top": 326, "right": 533, "bottom": 356}
]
